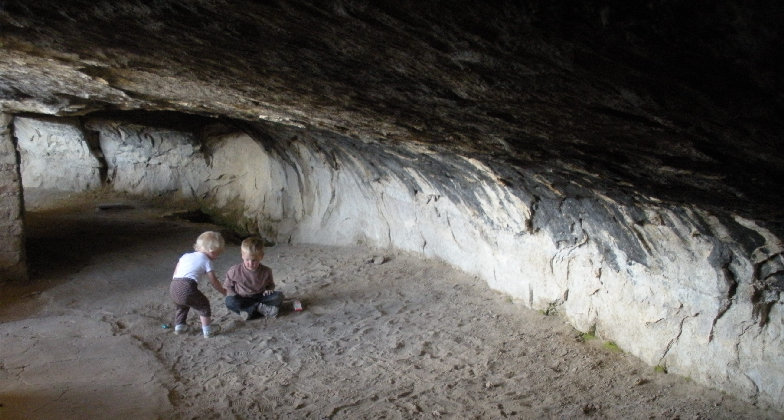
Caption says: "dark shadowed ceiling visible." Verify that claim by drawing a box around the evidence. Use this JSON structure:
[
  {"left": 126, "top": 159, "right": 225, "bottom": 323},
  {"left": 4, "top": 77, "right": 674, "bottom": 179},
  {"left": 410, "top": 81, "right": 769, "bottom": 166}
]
[{"left": 1, "top": 0, "right": 782, "bottom": 233}]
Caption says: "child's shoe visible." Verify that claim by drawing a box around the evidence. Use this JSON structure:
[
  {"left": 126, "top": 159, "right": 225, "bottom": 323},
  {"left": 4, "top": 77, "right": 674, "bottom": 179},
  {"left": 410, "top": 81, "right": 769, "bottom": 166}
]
[
  {"left": 203, "top": 324, "right": 221, "bottom": 338},
  {"left": 259, "top": 303, "right": 279, "bottom": 318},
  {"left": 174, "top": 324, "right": 188, "bottom": 335},
  {"left": 246, "top": 309, "right": 263, "bottom": 321}
]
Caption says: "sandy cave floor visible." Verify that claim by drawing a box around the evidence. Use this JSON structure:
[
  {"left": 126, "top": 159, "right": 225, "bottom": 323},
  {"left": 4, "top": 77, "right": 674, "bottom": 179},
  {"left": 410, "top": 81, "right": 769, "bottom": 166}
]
[{"left": 0, "top": 190, "right": 781, "bottom": 419}]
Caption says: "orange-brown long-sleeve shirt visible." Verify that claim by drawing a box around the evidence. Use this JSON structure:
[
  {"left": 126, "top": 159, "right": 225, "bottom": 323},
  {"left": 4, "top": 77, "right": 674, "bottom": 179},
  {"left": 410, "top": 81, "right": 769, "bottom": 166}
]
[{"left": 223, "top": 263, "right": 275, "bottom": 297}]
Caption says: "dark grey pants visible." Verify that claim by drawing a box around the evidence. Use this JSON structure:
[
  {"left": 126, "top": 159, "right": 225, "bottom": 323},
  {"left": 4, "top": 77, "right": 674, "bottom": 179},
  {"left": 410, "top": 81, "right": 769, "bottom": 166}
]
[
  {"left": 225, "top": 291, "right": 284, "bottom": 315},
  {"left": 170, "top": 278, "right": 211, "bottom": 325}
]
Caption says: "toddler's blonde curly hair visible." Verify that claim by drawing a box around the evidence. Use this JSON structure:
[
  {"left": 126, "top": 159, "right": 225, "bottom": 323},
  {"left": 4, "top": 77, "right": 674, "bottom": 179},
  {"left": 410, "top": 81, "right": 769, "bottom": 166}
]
[{"left": 193, "top": 231, "right": 225, "bottom": 253}]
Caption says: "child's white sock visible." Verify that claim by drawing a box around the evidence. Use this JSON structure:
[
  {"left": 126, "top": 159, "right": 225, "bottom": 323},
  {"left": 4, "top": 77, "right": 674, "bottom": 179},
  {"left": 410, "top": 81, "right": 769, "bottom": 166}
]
[{"left": 203, "top": 324, "right": 221, "bottom": 337}]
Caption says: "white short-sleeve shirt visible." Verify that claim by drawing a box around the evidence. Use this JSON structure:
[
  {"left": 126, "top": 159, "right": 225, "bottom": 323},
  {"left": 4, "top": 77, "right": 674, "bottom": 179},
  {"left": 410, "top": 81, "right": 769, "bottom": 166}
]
[{"left": 172, "top": 251, "right": 213, "bottom": 282}]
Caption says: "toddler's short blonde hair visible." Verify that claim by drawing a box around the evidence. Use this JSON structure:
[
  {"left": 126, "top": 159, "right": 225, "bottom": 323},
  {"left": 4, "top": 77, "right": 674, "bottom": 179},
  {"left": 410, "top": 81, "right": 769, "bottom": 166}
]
[
  {"left": 194, "top": 231, "right": 225, "bottom": 253},
  {"left": 240, "top": 236, "right": 265, "bottom": 256}
]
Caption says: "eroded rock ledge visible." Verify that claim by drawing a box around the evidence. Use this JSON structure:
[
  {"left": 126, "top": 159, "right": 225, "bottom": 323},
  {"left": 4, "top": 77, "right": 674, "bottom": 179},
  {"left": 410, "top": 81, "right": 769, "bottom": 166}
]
[{"left": 14, "top": 114, "right": 784, "bottom": 410}]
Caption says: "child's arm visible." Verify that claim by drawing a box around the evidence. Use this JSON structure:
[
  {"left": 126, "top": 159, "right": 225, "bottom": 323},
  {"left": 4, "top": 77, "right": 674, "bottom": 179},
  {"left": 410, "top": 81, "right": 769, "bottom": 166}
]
[
  {"left": 262, "top": 270, "right": 275, "bottom": 295},
  {"left": 223, "top": 274, "right": 236, "bottom": 296},
  {"left": 207, "top": 271, "right": 227, "bottom": 296}
]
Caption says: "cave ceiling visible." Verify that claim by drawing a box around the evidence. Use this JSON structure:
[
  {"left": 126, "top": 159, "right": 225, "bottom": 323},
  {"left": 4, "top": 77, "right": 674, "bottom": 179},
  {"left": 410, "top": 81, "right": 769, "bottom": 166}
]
[{"left": 1, "top": 0, "right": 782, "bottom": 233}]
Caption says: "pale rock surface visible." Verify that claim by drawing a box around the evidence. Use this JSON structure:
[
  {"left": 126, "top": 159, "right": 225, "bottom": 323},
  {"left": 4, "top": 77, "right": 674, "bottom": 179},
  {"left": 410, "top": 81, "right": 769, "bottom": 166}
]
[
  {"left": 15, "top": 117, "right": 102, "bottom": 191},
  {"left": 85, "top": 119, "right": 208, "bottom": 196}
]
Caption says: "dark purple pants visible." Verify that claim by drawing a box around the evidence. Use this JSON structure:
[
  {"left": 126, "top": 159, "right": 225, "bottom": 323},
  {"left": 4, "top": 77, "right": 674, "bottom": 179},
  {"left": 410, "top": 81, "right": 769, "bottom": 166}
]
[{"left": 170, "top": 277, "right": 211, "bottom": 325}]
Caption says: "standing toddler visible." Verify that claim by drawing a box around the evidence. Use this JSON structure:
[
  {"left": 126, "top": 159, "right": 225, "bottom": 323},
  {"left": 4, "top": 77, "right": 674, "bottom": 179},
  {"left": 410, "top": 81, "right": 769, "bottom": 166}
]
[{"left": 169, "top": 231, "right": 227, "bottom": 337}]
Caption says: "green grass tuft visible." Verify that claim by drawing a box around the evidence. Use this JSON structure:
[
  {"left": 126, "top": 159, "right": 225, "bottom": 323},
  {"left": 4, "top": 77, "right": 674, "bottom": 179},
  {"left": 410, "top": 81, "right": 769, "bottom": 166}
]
[{"left": 603, "top": 341, "right": 622, "bottom": 352}]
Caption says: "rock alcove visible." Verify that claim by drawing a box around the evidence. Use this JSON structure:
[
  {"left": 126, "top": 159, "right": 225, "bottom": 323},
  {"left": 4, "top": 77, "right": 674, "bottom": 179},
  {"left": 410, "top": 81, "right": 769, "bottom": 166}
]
[{"left": 1, "top": 0, "right": 783, "bottom": 414}]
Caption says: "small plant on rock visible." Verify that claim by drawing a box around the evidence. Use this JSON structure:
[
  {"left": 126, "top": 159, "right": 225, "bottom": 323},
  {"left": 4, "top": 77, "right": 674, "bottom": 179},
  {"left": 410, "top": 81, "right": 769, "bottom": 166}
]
[{"left": 603, "top": 340, "right": 622, "bottom": 353}]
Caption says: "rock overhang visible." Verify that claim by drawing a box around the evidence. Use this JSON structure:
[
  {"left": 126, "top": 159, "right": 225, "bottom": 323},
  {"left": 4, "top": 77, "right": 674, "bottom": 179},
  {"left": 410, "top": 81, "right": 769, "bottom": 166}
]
[{"left": 1, "top": 0, "right": 782, "bottom": 235}]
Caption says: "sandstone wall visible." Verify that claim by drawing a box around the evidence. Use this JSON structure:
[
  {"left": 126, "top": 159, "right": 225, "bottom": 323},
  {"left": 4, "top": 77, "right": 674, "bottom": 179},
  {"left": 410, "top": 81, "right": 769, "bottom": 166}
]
[
  {"left": 84, "top": 119, "right": 207, "bottom": 196},
  {"left": 0, "top": 113, "right": 27, "bottom": 281},
  {"left": 15, "top": 116, "right": 103, "bottom": 191},
  {"left": 15, "top": 116, "right": 784, "bottom": 410}
]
